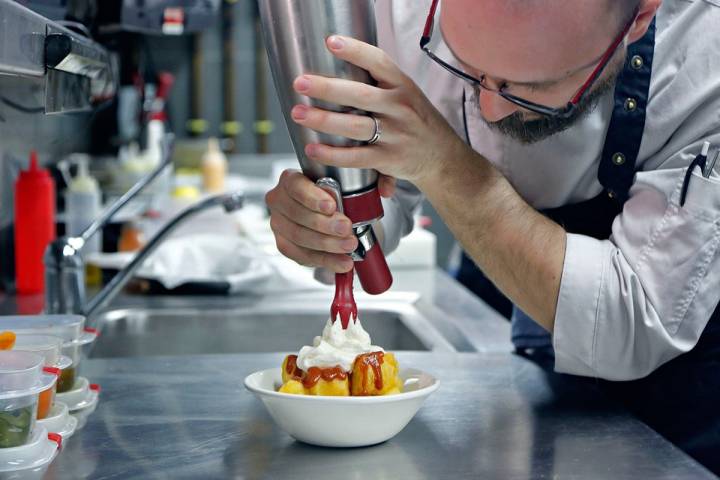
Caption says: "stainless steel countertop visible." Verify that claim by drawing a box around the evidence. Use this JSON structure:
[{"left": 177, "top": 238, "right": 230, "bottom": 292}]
[
  {"left": 49, "top": 352, "right": 713, "bottom": 479},
  {"left": 3, "top": 269, "right": 714, "bottom": 478}
]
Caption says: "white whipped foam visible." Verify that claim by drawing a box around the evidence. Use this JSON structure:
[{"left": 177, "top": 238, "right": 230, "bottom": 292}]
[{"left": 296, "top": 317, "right": 383, "bottom": 372}]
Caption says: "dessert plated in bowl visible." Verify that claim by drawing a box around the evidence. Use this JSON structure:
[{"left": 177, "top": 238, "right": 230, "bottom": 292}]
[{"left": 244, "top": 316, "right": 439, "bottom": 447}]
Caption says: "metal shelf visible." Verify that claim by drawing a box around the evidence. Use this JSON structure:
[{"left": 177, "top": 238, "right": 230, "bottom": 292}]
[{"left": 0, "top": 0, "right": 115, "bottom": 113}]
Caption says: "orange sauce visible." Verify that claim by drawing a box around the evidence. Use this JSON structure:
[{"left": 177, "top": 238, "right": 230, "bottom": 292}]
[
  {"left": 285, "top": 355, "right": 303, "bottom": 379},
  {"left": 286, "top": 355, "right": 348, "bottom": 388},
  {"left": 302, "top": 366, "right": 348, "bottom": 389},
  {"left": 354, "top": 351, "right": 385, "bottom": 395}
]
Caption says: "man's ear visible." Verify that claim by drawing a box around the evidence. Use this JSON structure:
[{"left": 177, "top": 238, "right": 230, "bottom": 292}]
[{"left": 627, "top": 0, "right": 662, "bottom": 44}]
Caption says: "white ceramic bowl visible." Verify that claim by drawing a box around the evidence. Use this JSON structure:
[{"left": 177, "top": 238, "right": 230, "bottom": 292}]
[{"left": 244, "top": 367, "right": 439, "bottom": 447}]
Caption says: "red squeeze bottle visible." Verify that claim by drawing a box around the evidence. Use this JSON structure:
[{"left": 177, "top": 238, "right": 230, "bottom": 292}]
[{"left": 14, "top": 151, "right": 56, "bottom": 294}]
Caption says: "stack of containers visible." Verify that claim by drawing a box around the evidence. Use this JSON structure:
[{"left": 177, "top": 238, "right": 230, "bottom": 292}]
[
  {"left": 0, "top": 316, "right": 100, "bottom": 429},
  {"left": 0, "top": 351, "right": 61, "bottom": 479},
  {"left": 13, "top": 335, "right": 77, "bottom": 440}
]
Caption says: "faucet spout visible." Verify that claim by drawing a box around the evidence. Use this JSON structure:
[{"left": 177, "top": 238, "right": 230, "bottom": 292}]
[
  {"left": 43, "top": 134, "right": 246, "bottom": 320},
  {"left": 81, "top": 192, "right": 244, "bottom": 320}
]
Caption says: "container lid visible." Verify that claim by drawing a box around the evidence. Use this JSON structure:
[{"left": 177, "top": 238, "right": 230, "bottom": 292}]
[
  {"left": 37, "top": 402, "right": 78, "bottom": 441},
  {"left": 12, "top": 334, "right": 63, "bottom": 366},
  {"left": 56, "top": 376, "right": 95, "bottom": 411},
  {"left": 0, "top": 315, "right": 86, "bottom": 344},
  {"left": 0, "top": 351, "right": 57, "bottom": 400},
  {"left": 0, "top": 426, "right": 59, "bottom": 472},
  {"left": 56, "top": 355, "right": 73, "bottom": 371}
]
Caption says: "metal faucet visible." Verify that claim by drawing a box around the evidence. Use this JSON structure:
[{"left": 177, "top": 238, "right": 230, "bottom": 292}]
[{"left": 44, "top": 136, "right": 244, "bottom": 318}]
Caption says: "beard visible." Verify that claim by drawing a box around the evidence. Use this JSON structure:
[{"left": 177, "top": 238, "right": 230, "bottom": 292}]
[{"left": 482, "top": 60, "right": 623, "bottom": 145}]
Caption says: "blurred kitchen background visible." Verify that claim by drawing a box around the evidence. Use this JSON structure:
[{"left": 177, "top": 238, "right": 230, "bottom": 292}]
[{"left": 0, "top": 0, "right": 454, "bottom": 297}]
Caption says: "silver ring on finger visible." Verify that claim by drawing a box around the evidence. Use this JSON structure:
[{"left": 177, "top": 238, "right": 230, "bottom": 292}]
[{"left": 366, "top": 115, "right": 382, "bottom": 145}]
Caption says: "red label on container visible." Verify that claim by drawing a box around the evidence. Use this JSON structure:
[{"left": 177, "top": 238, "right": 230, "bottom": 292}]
[
  {"left": 48, "top": 432, "right": 62, "bottom": 450},
  {"left": 43, "top": 366, "right": 61, "bottom": 377}
]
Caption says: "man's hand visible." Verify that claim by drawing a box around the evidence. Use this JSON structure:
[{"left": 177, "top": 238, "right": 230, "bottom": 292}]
[
  {"left": 283, "top": 34, "right": 565, "bottom": 330},
  {"left": 290, "top": 35, "right": 470, "bottom": 184},
  {"left": 265, "top": 169, "right": 396, "bottom": 273}
]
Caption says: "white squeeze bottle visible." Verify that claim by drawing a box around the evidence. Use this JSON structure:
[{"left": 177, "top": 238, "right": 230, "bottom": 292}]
[
  {"left": 201, "top": 138, "right": 227, "bottom": 193},
  {"left": 66, "top": 156, "right": 102, "bottom": 255}
]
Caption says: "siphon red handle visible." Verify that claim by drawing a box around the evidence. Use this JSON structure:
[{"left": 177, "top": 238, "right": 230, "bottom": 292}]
[{"left": 355, "top": 244, "right": 393, "bottom": 295}]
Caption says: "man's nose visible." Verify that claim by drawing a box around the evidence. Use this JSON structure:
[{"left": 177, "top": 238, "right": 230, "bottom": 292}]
[{"left": 478, "top": 88, "right": 519, "bottom": 122}]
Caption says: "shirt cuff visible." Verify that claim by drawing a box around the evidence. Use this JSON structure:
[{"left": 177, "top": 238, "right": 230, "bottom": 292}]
[
  {"left": 379, "top": 197, "right": 406, "bottom": 255},
  {"left": 552, "top": 233, "right": 612, "bottom": 377}
]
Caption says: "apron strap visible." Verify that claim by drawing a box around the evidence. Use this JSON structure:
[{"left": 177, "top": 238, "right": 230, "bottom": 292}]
[
  {"left": 512, "top": 19, "right": 658, "bottom": 352},
  {"left": 598, "top": 18, "right": 657, "bottom": 203}
]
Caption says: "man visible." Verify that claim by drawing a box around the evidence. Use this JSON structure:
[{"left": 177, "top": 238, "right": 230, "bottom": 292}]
[{"left": 265, "top": 0, "right": 720, "bottom": 472}]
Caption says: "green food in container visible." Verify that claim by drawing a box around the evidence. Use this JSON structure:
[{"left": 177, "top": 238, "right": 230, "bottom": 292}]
[
  {"left": 57, "top": 367, "right": 76, "bottom": 393},
  {"left": 0, "top": 406, "right": 34, "bottom": 448}
]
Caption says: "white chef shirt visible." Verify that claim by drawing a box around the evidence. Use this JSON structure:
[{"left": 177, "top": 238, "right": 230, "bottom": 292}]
[{"left": 375, "top": 0, "right": 720, "bottom": 381}]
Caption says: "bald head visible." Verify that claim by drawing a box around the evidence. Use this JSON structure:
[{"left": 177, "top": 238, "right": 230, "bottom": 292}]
[
  {"left": 436, "top": 0, "right": 657, "bottom": 142},
  {"left": 441, "top": 0, "right": 622, "bottom": 87}
]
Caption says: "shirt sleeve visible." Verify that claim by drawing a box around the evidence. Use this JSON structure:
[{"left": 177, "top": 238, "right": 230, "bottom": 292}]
[
  {"left": 377, "top": 180, "right": 424, "bottom": 254},
  {"left": 553, "top": 137, "right": 720, "bottom": 381}
]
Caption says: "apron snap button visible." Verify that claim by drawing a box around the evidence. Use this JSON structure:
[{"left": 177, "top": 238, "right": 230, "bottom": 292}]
[
  {"left": 631, "top": 55, "right": 644, "bottom": 70},
  {"left": 624, "top": 98, "right": 638, "bottom": 111},
  {"left": 612, "top": 153, "right": 626, "bottom": 166}
]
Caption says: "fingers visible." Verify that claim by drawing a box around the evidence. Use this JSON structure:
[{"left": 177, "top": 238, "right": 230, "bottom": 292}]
[
  {"left": 275, "top": 233, "right": 354, "bottom": 273},
  {"left": 325, "top": 35, "right": 408, "bottom": 88},
  {"left": 266, "top": 174, "right": 354, "bottom": 238},
  {"left": 292, "top": 105, "right": 376, "bottom": 142},
  {"left": 270, "top": 211, "right": 358, "bottom": 254},
  {"left": 305, "top": 143, "right": 377, "bottom": 170},
  {"left": 279, "top": 170, "right": 336, "bottom": 215},
  {"left": 294, "top": 76, "right": 392, "bottom": 115},
  {"left": 266, "top": 168, "right": 358, "bottom": 273}
]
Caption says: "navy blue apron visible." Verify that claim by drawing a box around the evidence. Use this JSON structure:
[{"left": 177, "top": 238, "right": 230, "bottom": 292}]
[{"left": 456, "top": 19, "right": 720, "bottom": 474}]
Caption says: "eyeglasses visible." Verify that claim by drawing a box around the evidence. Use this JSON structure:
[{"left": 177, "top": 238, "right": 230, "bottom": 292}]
[{"left": 420, "top": 0, "right": 637, "bottom": 119}]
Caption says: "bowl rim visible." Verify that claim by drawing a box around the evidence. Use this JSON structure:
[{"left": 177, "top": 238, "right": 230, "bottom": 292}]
[{"left": 244, "top": 367, "right": 439, "bottom": 403}]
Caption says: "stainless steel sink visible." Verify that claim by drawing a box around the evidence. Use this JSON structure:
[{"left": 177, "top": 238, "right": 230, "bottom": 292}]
[{"left": 89, "top": 295, "right": 472, "bottom": 358}]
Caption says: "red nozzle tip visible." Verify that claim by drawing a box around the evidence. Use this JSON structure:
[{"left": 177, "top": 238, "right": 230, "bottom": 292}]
[{"left": 331, "top": 271, "right": 358, "bottom": 329}]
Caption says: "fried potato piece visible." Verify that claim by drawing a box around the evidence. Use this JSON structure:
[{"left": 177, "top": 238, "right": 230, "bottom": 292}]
[
  {"left": 305, "top": 376, "right": 350, "bottom": 396},
  {"left": 350, "top": 352, "right": 402, "bottom": 396},
  {"left": 279, "top": 356, "right": 350, "bottom": 396},
  {"left": 278, "top": 379, "right": 306, "bottom": 395},
  {"left": 281, "top": 355, "right": 303, "bottom": 384}
]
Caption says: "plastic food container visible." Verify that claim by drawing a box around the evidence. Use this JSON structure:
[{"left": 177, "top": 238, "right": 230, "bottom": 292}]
[
  {"left": 37, "top": 402, "right": 77, "bottom": 441},
  {"left": 0, "top": 316, "right": 99, "bottom": 394},
  {"left": 56, "top": 378, "right": 99, "bottom": 430},
  {"left": 57, "top": 331, "right": 95, "bottom": 394},
  {"left": 0, "top": 352, "right": 55, "bottom": 448},
  {"left": 12, "top": 335, "right": 70, "bottom": 419},
  {"left": 0, "top": 426, "right": 60, "bottom": 480}
]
